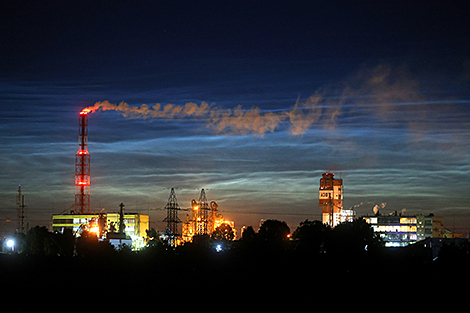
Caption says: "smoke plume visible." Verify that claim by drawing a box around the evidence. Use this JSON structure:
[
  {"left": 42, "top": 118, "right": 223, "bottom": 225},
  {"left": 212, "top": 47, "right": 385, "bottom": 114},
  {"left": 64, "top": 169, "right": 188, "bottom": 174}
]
[
  {"left": 82, "top": 63, "right": 429, "bottom": 137},
  {"left": 372, "top": 202, "right": 387, "bottom": 215},
  {"left": 82, "top": 99, "right": 327, "bottom": 137},
  {"left": 82, "top": 100, "right": 212, "bottom": 119}
]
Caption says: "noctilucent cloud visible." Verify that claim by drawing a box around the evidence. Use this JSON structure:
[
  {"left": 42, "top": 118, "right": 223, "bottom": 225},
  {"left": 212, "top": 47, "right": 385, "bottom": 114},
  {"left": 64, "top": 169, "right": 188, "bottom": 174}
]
[{"left": 1, "top": 2, "right": 469, "bottom": 233}]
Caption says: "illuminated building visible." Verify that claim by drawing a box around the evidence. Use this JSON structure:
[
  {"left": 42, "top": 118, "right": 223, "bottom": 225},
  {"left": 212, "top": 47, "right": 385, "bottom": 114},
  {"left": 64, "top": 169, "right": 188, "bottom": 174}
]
[
  {"left": 52, "top": 212, "right": 149, "bottom": 250},
  {"left": 182, "top": 189, "right": 236, "bottom": 242},
  {"left": 318, "top": 173, "right": 354, "bottom": 227},
  {"left": 363, "top": 213, "right": 444, "bottom": 247},
  {"left": 417, "top": 214, "right": 444, "bottom": 240}
]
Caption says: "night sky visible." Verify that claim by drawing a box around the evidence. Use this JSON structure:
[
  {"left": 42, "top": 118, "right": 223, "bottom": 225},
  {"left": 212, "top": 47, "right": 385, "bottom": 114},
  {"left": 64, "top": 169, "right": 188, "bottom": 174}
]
[{"left": 1, "top": 1, "right": 469, "bottom": 235}]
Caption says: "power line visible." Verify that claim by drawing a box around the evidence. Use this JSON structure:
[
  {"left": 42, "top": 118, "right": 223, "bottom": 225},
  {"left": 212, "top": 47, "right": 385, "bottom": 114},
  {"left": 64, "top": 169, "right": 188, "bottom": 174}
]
[
  {"left": 209, "top": 188, "right": 313, "bottom": 195},
  {"left": 220, "top": 210, "right": 321, "bottom": 217}
]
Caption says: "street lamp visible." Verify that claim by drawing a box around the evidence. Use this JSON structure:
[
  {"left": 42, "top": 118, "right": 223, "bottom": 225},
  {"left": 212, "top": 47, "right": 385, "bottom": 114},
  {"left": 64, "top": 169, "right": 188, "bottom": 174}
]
[{"left": 6, "top": 239, "right": 15, "bottom": 252}]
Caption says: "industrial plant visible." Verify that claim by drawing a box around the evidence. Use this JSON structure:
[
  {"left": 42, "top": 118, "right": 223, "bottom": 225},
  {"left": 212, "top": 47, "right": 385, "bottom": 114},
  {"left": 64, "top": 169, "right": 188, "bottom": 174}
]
[
  {"left": 161, "top": 187, "right": 236, "bottom": 246},
  {"left": 49, "top": 110, "right": 149, "bottom": 250},
  {"left": 49, "top": 109, "right": 238, "bottom": 250},
  {"left": 181, "top": 188, "right": 236, "bottom": 243},
  {"left": 36, "top": 109, "right": 460, "bottom": 251}
]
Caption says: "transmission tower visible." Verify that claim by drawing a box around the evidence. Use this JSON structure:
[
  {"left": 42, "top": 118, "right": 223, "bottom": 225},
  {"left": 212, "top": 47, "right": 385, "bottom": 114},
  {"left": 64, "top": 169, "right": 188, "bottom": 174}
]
[
  {"left": 163, "top": 188, "right": 181, "bottom": 246},
  {"left": 16, "top": 185, "right": 25, "bottom": 233},
  {"left": 194, "top": 189, "right": 210, "bottom": 235}
]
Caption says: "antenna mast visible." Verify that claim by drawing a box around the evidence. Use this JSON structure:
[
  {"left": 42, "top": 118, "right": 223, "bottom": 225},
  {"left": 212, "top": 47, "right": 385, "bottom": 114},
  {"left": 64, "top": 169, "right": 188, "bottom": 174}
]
[{"left": 17, "top": 185, "right": 25, "bottom": 233}]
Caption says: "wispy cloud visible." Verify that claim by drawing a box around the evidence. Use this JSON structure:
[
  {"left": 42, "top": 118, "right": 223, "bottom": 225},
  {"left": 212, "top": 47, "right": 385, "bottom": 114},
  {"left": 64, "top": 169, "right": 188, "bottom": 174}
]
[{"left": 82, "top": 63, "right": 457, "bottom": 141}]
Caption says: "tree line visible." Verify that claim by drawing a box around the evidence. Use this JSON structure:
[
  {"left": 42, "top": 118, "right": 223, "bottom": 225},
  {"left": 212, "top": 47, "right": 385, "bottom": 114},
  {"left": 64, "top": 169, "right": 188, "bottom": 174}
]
[
  {"left": 2, "top": 218, "right": 380, "bottom": 256},
  {"left": 3, "top": 218, "right": 469, "bottom": 266},
  {"left": 1, "top": 226, "right": 116, "bottom": 257},
  {"left": 2, "top": 218, "right": 469, "bottom": 305}
]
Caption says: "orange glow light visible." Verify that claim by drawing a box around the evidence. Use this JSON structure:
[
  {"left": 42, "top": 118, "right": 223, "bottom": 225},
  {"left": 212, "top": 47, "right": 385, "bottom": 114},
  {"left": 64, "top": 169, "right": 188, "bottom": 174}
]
[{"left": 80, "top": 108, "right": 91, "bottom": 115}]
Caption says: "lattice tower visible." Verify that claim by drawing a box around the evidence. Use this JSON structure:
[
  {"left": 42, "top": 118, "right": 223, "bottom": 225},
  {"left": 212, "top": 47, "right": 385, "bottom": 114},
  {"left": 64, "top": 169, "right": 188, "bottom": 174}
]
[
  {"left": 195, "top": 189, "right": 210, "bottom": 235},
  {"left": 163, "top": 188, "right": 182, "bottom": 241}
]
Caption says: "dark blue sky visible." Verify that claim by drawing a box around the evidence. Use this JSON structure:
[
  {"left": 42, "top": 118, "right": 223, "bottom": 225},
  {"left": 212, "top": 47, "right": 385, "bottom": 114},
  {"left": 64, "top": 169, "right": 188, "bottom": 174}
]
[{"left": 1, "top": 1, "right": 469, "bottom": 234}]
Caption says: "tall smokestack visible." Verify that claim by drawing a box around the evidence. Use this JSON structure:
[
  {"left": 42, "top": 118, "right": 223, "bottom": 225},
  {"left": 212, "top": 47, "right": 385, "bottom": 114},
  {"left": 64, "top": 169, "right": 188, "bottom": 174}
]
[{"left": 75, "top": 110, "right": 90, "bottom": 214}]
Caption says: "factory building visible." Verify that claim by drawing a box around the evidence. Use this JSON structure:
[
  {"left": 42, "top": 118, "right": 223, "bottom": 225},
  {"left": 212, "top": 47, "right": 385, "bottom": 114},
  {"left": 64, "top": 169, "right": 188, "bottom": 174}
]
[
  {"left": 182, "top": 189, "right": 236, "bottom": 242},
  {"left": 52, "top": 212, "right": 149, "bottom": 249},
  {"left": 362, "top": 213, "right": 444, "bottom": 247},
  {"left": 182, "top": 214, "right": 236, "bottom": 242},
  {"left": 318, "top": 173, "right": 354, "bottom": 227},
  {"left": 55, "top": 109, "right": 150, "bottom": 250}
]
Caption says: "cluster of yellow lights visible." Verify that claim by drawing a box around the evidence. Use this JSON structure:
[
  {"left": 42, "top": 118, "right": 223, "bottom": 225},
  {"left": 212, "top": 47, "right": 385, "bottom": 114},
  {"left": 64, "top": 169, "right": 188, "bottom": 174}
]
[
  {"left": 399, "top": 218, "right": 417, "bottom": 224},
  {"left": 372, "top": 225, "right": 417, "bottom": 233},
  {"left": 214, "top": 219, "right": 234, "bottom": 229},
  {"left": 87, "top": 219, "right": 100, "bottom": 236}
]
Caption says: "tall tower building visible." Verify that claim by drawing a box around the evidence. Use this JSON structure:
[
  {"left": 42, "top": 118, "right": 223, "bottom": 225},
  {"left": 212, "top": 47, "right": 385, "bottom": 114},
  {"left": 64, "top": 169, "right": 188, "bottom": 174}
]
[
  {"left": 75, "top": 110, "right": 91, "bottom": 214},
  {"left": 319, "top": 172, "right": 345, "bottom": 227}
]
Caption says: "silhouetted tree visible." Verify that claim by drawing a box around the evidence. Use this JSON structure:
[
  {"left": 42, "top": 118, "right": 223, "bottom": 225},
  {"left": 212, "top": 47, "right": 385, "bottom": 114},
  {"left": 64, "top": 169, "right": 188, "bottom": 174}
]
[
  {"left": 44, "top": 232, "right": 61, "bottom": 256},
  {"left": 76, "top": 230, "right": 114, "bottom": 256},
  {"left": 146, "top": 227, "right": 163, "bottom": 248},
  {"left": 257, "top": 219, "right": 290, "bottom": 254},
  {"left": 293, "top": 219, "right": 330, "bottom": 254},
  {"left": 75, "top": 230, "right": 97, "bottom": 256},
  {"left": 211, "top": 223, "right": 235, "bottom": 241},
  {"left": 258, "top": 219, "right": 290, "bottom": 242},
  {"left": 43, "top": 230, "right": 75, "bottom": 256},
  {"left": 437, "top": 240, "right": 470, "bottom": 265},
  {"left": 61, "top": 228, "right": 75, "bottom": 257},
  {"left": 241, "top": 226, "right": 256, "bottom": 242},
  {"left": 325, "top": 218, "right": 381, "bottom": 257},
  {"left": 26, "top": 226, "right": 49, "bottom": 255}
]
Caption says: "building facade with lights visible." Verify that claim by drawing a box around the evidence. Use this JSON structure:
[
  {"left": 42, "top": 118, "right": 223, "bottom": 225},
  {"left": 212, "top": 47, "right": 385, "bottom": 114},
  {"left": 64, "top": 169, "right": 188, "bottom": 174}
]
[
  {"left": 52, "top": 212, "right": 149, "bottom": 249},
  {"left": 318, "top": 173, "right": 354, "bottom": 227},
  {"left": 363, "top": 213, "right": 444, "bottom": 247}
]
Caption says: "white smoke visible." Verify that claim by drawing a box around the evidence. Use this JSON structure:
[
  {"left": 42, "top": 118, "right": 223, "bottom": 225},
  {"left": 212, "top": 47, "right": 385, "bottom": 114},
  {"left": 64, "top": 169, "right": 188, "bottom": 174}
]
[
  {"left": 372, "top": 202, "right": 386, "bottom": 215},
  {"left": 82, "top": 63, "right": 428, "bottom": 137},
  {"left": 82, "top": 97, "right": 328, "bottom": 137}
]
